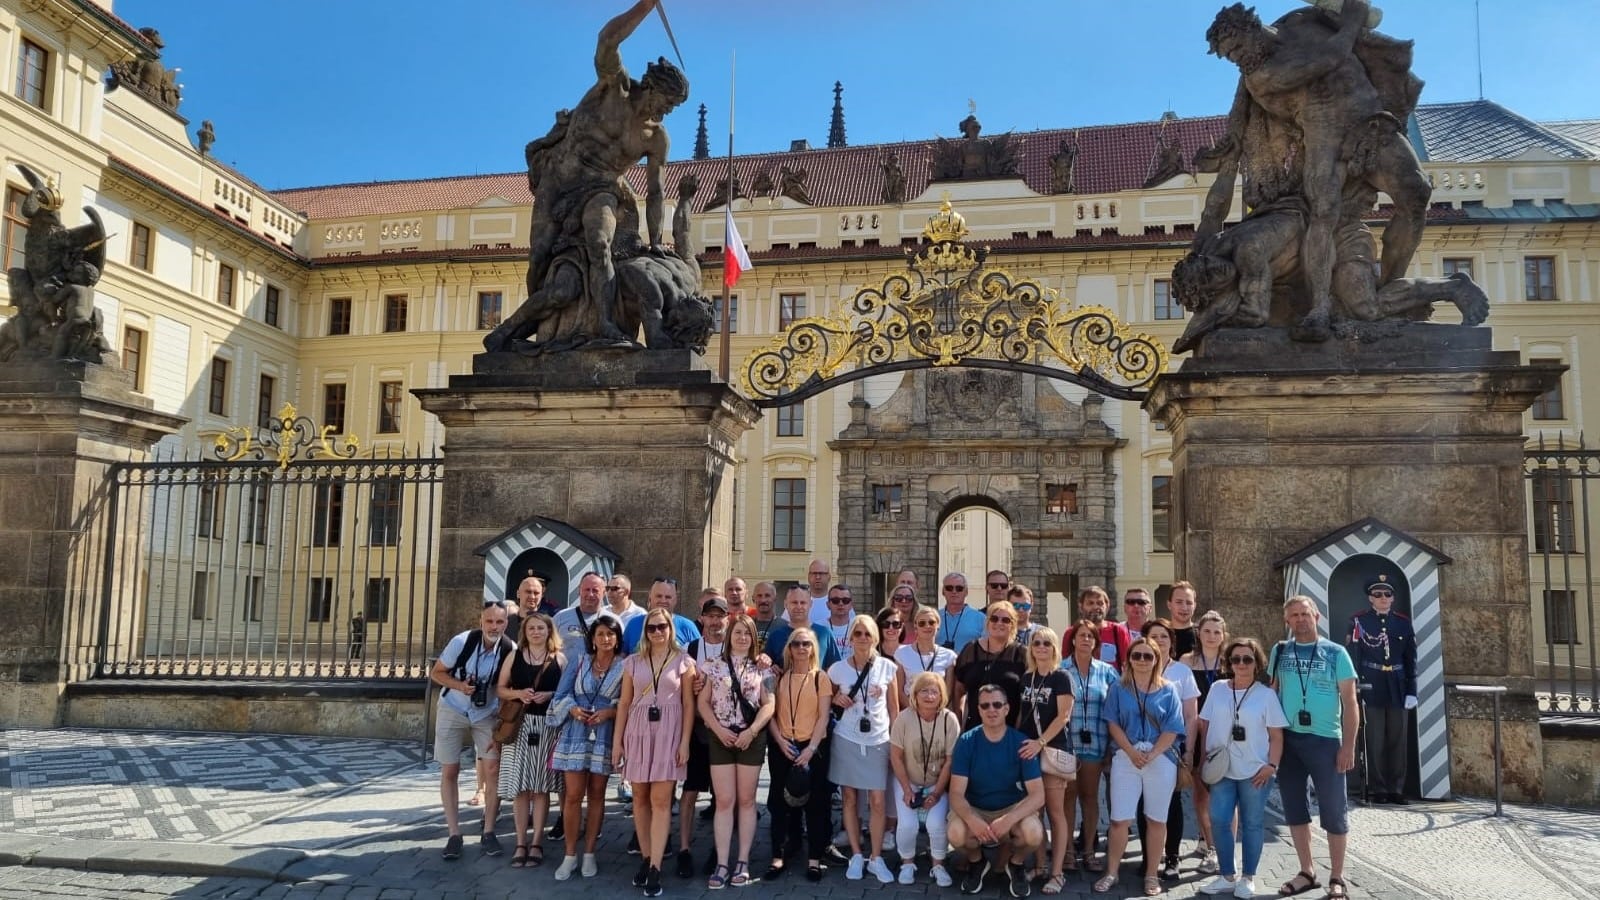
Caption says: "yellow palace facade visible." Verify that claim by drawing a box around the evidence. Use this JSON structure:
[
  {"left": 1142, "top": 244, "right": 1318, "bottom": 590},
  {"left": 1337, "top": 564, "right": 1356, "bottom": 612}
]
[{"left": 4, "top": 0, "right": 1598, "bottom": 682}]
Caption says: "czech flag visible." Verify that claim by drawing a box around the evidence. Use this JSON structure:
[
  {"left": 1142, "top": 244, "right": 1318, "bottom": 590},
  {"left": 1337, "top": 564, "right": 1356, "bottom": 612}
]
[{"left": 724, "top": 205, "right": 752, "bottom": 288}]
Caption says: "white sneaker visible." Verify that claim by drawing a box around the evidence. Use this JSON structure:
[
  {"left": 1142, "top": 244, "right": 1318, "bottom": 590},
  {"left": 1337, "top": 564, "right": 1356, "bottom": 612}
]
[
  {"left": 899, "top": 863, "right": 918, "bottom": 885},
  {"left": 846, "top": 853, "right": 865, "bottom": 880},
  {"left": 931, "top": 864, "right": 954, "bottom": 888},
  {"left": 1200, "top": 875, "right": 1237, "bottom": 895},
  {"left": 1233, "top": 876, "right": 1257, "bottom": 898},
  {"left": 554, "top": 855, "right": 580, "bottom": 881},
  {"left": 867, "top": 857, "right": 894, "bottom": 884},
  {"left": 582, "top": 853, "right": 598, "bottom": 877},
  {"left": 1198, "top": 849, "right": 1220, "bottom": 874}
]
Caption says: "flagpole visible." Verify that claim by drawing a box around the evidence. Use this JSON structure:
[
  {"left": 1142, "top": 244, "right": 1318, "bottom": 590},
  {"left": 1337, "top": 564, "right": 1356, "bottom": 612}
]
[{"left": 718, "top": 51, "right": 735, "bottom": 383}]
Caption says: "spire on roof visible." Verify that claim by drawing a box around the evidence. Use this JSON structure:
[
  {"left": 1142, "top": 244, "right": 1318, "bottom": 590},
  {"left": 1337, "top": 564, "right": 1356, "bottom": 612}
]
[
  {"left": 693, "top": 103, "right": 710, "bottom": 160},
  {"left": 827, "top": 81, "right": 847, "bottom": 149}
]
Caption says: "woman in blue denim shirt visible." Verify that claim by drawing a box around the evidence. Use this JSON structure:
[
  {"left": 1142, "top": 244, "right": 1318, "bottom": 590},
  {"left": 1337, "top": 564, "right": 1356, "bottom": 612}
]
[
  {"left": 548, "top": 614, "right": 626, "bottom": 880},
  {"left": 1062, "top": 619, "right": 1119, "bottom": 873}
]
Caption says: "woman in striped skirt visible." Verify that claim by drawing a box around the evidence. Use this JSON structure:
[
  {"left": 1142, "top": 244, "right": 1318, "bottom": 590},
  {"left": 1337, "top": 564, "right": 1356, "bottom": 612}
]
[{"left": 495, "top": 612, "right": 565, "bottom": 869}]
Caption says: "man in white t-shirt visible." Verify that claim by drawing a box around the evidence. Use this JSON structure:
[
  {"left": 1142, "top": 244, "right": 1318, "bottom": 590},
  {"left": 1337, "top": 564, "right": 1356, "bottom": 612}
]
[{"left": 807, "top": 558, "right": 833, "bottom": 626}]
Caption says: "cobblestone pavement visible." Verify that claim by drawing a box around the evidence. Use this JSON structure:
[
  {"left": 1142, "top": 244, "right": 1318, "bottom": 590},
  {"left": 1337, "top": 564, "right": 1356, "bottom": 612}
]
[{"left": 2, "top": 728, "right": 1597, "bottom": 899}]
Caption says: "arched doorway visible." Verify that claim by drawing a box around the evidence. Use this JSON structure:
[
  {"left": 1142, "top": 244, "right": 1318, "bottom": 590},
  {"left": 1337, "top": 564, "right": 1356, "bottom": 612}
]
[
  {"left": 504, "top": 547, "right": 570, "bottom": 608},
  {"left": 938, "top": 498, "right": 1012, "bottom": 592}
]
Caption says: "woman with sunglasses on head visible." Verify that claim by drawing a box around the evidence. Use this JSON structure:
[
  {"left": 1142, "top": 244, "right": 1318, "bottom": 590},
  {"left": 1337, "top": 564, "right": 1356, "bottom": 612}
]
[
  {"left": 699, "top": 614, "right": 775, "bottom": 888},
  {"left": 495, "top": 612, "right": 566, "bottom": 870},
  {"left": 1141, "top": 619, "right": 1202, "bottom": 881},
  {"left": 1063, "top": 620, "right": 1119, "bottom": 874},
  {"left": 1196, "top": 639, "right": 1286, "bottom": 899},
  {"left": 766, "top": 628, "right": 836, "bottom": 882},
  {"left": 1017, "top": 626, "right": 1077, "bottom": 894},
  {"left": 1008, "top": 585, "right": 1040, "bottom": 647},
  {"left": 1180, "top": 611, "right": 1229, "bottom": 875},
  {"left": 614, "top": 606, "right": 698, "bottom": 897},
  {"left": 895, "top": 606, "right": 957, "bottom": 700},
  {"left": 950, "top": 599, "right": 1028, "bottom": 730},
  {"left": 1095, "top": 636, "right": 1185, "bottom": 897},
  {"left": 888, "top": 670, "right": 961, "bottom": 887},
  {"left": 827, "top": 614, "right": 902, "bottom": 883},
  {"left": 549, "top": 614, "right": 625, "bottom": 880}
]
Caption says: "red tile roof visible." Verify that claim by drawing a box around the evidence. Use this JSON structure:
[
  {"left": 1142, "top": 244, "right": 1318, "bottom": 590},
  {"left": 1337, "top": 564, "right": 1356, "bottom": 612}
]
[{"left": 273, "top": 116, "right": 1229, "bottom": 221}]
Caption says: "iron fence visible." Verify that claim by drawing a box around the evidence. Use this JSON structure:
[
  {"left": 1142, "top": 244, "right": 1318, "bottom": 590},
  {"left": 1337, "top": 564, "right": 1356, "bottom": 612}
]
[
  {"left": 1527, "top": 438, "right": 1599, "bottom": 714},
  {"left": 89, "top": 451, "right": 442, "bottom": 681}
]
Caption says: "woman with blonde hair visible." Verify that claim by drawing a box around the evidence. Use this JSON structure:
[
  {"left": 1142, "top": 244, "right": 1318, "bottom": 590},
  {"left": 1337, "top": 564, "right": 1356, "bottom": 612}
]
[
  {"left": 766, "top": 627, "right": 835, "bottom": 882},
  {"left": 950, "top": 599, "right": 1028, "bottom": 729},
  {"left": 896, "top": 605, "right": 957, "bottom": 698},
  {"left": 699, "top": 614, "right": 774, "bottom": 888},
  {"left": 1094, "top": 636, "right": 1185, "bottom": 896},
  {"left": 1018, "top": 626, "right": 1077, "bottom": 893},
  {"left": 1143, "top": 618, "right": 1202, "bottom": 881},
  {"left": 495, "top": 612, "right": 565, "bottom": 869},
  {"left": 828, "top": 614, "right": 901, "bottom": 883},
  {"left": 614, "top": 605, "right": 697, "bottom": 897},
  {"left": 1181, "top": 610, "right": 1229, "bottom": 875},
  {"left": 888, "top": 670, "right": 961, "bottom": 886}
]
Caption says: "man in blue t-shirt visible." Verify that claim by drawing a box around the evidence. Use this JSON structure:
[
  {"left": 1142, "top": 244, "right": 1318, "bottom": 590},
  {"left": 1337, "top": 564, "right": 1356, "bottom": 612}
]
[
  {"left": 621, "top": 577, "right": 702, "bottom": 653},
  {"left": 1268, "top": 595, "right": 1359, "bottom": 900},
  {"left": 764, "top": 585, "right": 842, "bottom": 671},
  {"left": 948, "top": 684, "right": 1045, "bottom": 897}
]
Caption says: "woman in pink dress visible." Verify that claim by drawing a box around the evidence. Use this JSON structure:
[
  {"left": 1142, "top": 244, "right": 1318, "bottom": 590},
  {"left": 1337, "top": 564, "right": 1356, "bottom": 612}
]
[{"left": 614, "top": 606, "right": 697, "bottom": 897}]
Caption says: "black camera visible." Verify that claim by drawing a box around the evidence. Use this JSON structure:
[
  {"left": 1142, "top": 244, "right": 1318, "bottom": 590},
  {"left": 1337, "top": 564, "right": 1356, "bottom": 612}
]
[
  {"left": 859, "top": 715, "right": 872, "bottom": 733},
  {"left": 1231, "top": 725, "right": 1247, "bottom": 742},
  {"left": 912, "top": 788, "right": 929, "bottom": 808},
  {"left": 648, "top": 705, "right": 662, "bottom": 723},
  {"left": 470, "top": 678, "right": 490, "bottom": 708},
  {"left": 1298, "top": 710, "right": 1312, "bottom": 727},
  {"left": 1079, "top": 729, "right": 1092, "bottom": 745}
]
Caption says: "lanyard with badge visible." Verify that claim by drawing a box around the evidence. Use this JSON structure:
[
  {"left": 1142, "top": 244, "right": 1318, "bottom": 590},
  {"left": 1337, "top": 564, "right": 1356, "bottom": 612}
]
[
  {"left": 914, "top": 710, "right": 946, "bottom": 787},
  {"left": 939, "top": 608, "right": 968, "bottom": 650},
  {"left": 1290, "top": 642, "right": 1317, "bottom": 727},
  {"left": 1230, "top": 683, "right": 1252, "bottom": 741},
  {"left": 1068, "top": 660, "right": 1094, "bottom": 747},
  {"left": 646, "top": 650, "right": 674, "bottom": 722}
]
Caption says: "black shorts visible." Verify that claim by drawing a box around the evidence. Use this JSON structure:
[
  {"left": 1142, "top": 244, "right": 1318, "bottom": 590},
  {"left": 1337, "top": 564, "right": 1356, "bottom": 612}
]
[{"left": 684, "top": 733, "right": 712, "bottom": 792}]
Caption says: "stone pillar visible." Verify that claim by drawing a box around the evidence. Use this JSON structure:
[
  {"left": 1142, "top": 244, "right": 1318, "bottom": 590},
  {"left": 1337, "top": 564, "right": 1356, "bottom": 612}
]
[
  {"left": 1145, "top": 325, "right": 1562, "bottom": 801},
  {"left": 416, "top": 351, "right": 759, "bottom": 635},
  {"left": 0, "top": 362, "right": 186, "bottom": 726}
]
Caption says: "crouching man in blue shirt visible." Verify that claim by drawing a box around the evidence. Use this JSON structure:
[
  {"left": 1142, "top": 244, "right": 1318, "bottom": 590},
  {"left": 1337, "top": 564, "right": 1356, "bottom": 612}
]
[{"left": 948, "top": 684, "right": 1046, "bottom": 898}]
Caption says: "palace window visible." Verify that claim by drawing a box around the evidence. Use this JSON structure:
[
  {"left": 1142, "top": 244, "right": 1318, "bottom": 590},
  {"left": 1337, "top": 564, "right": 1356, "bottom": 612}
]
[
  {"left": 1544, "top": 590, "right": 1579, "bottom": 644},
  {"left": 1531, "top": 470, "right": 1575, "bottom": 554},
  {"left": 130, "top": 222, "right": 153, "bottom": 272},
  {"left": 196, "top": 476, "right": 224, "bottom": 539},
  {"left": 368, "top": 478, "right": 403, "bottom": 546},
  {"left": 384, "top": 294, "right": 408, "bottom": 332},
  {"left": 1441, "top": 257, "right": 1473, "bottom": 280},
  {"left": 772, "top": 478, "right": 807, "bottom": 551},
  {"left": 713, "top": 296, "right": 738, "bottom": 332},
  {"left": 776, "top": 402, "right": 803, "bottom": 437},
  {"left": 329, "top": 297, "right": 352, "bottom": 335},
  {"left": 208, "top": 357, "right": 229, "bottom": 416},
  {"left": 1151, "top": 476, "right": 1173, "bottom": 552},
  {"left": 779, "top": 293, "right": 807, "bottom": 328},
  {"left": 1530, "top": 358, "right": 1564, "bottom": 420},
  {"left": 190, "top": 571, "right": 211, "bottom": 620},
  {"left": 323, "top": 383, "right": 347, "bottom": 432},
  {"left": 15, "top": 38, "right": 48, "bottom": 109},
  {"left": 217, "top": 263, "right": 236, "bottom": 308},
  {"left": 377, "top": 380, "right": 403, "bottom": 433},
  {"left": 366, "top": 578, "right": 393, "bottom": 624},
  {"left": 4, "top": 186, "right": 27, "bottom": 271},
  {"left": 1524, "top": 256, "right": 1558, "bottom": 301},
  {"left": 307, "top": 578, "right": 335, "bottom": 623},
  {"left": 1045, "top": 483, "right": 1079, "bottom": 516},
  {"left": 872, "top": 484, "right": 904, "bottom": 518},
  {"left": 243, "top": 576, "right": 264, "bottom": 623},
  {"left": 256, "top": 374, "right": 276, "bottom": 429},
  {"left": 122, "top": 326, "right": 147, "bottom": 392},
  {"left": 312, "top": 479, "right": 345, "bottom": 547},
  {"left": 1153, "top": 279, "right": 1183, "bottom": 320},
  {"left": 264, "top": 284, "right": 282, "bottom": 327},
  {"left": 477, "top": 291, "right": 503, "bottom": 330},
  {"left": 246, "top": 475, "right": 270, "bottom": 545}
]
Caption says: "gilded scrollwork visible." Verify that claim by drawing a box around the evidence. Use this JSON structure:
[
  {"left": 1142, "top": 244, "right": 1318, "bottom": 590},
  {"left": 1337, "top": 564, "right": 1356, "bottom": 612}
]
[
  {"left": 739, "top": 200, "right": 1169, "bottom": 405},
  {"left": 212, "top": 403, "right": 360, "bottom": 470}
]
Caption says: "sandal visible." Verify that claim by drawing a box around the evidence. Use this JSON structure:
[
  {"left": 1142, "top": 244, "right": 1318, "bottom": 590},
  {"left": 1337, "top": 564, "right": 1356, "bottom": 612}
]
[
  {"left": 526, "top": 844, "right": 544, "bottom": 868},
  {"left": 1143, "top": 874, "right": 1162, "bottom": 896},
  {"left": 709, "top": 863, "right": 729, "bottom": 890},
  {"left": 1326, "top": 877, "right": 1349, "bottom": 900},
  {"left": 1278, "top": 871, "right": 1320, "bottom": 897},
  {"left": 730, "top": 861, "right": 752, "bottom": 886},
  {"left": 806, "top": 863, "right": 824, "bottom": 882},
  {"left": 1064, "top": 852, "right": 1080, "bottom": 872},
  {"left": 1027, "top": 866, "right": 1047, "bottom": 882},
  {"left": 1086, "top": 855, "right": 1106, "bottom": 873},
  {"left": 466, "top": 789, "right": 484, "bottom": 807},
  {"left": 1092, "top": 874, "right": 1118, "bottom": 893},
  {"left": 510, "top": 844, "right": 528, "bottom": 868},
  {"left": 1042, "top": 873, "right": 1067, "bottom": 895}
]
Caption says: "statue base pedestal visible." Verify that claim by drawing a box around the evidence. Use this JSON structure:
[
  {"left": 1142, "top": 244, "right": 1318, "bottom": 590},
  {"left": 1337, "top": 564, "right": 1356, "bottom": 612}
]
[
  {"left": 414, "top": 350, "right": 759, "bottom": 632},
  {"left": 0, "top": 360, "right": 185, "bottom": 726},
  {"left": 1146, "top": 324, "right": 1562, "bottom": 801}
]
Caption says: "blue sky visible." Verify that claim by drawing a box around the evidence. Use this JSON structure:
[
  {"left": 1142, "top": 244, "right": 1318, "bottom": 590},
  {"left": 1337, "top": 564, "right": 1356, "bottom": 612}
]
[{"left": 115, "top": 0, "right": 1598, "bottom": 190}]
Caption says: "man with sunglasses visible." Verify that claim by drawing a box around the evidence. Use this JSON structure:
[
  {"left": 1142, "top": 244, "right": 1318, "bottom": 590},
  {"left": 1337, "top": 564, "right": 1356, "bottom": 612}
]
[
  {"left": 824, "top": 584, "right": 858, "bottom": 660},
  {"left": 605, "top": 574, "right": 645, "bottom": 631},
  {"left": 937, "top": 573, "right": 986, "bottom": 653},
  {"left": 1346, "top": 576, "right": 1416, "bottom": 805},
  {"left": 1122, "top": 588, "right": 1153, "bottom": 640},
  {"left": 948, "top": 685, "right": 1045, "bottom": 897},
  {"left": 984, "top": 570, "right": 1010, "bottom": 607}
]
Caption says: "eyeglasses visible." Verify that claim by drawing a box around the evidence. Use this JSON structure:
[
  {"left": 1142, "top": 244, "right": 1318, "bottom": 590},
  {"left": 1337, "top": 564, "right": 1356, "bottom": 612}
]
[
  {"left": 1029, "top": 640, "right": 1053, "bottom": 648},
  {"left": 1369, "top": 590, "right": 1394, "bottom": 598},
  {"left": 484, "top": 600, "right": 506, "bottom": 609},
  {"left": 1128, "top": 652, "right": 1157, "bottom": 662},
  {"left": 792, "top": 643, "right": 814, "bottom": 650},
  {"left": 645, "top": 623, "right": 670, "bottom": 633},
  {"left": 1014, "top": 603, "right": 1032, "bottom": 611},
  {"left": 916, "top": 619, "right": 938, "bottom": 627},
  {"left": 850, "top": 631, "right": 873, "bottom": 639},
  {"left": 977, "top": 701, "right": 1007, "bottom": 711},
  {"left": 892, "top": 595, "right": 914, "bottom": 602},
  {"left": 988, "top": 582, "right": 1008, "bottom": 590},
  {"left": 882, "top": 621, "right": 903, "bottom": 629},
  {"left": 1229, "top": 655, "right": 1256, "bottom": 665},
  {"left": 1124, "top": 598, "right": 1151, "bottom": 606},
  {"left": 988, "top": 615, "right": 1014, "bottom": 625},
  {"left": 829, "top": 597, "right": 853, "bottom": 605},
  {"left": 943, "top": 585, "right": 966, "bottom": 592}
]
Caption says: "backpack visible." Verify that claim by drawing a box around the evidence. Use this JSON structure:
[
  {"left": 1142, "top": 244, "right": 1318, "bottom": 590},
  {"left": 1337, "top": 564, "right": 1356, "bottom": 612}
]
[{"left": 442, "top": 628, "right": 514, "bottom": 697}]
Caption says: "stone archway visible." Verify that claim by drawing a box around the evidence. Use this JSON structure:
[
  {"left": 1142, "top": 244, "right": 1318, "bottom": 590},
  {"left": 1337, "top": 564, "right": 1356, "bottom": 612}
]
[{"left": 937, "top": 496, "right": 1014, "bottom": 588}]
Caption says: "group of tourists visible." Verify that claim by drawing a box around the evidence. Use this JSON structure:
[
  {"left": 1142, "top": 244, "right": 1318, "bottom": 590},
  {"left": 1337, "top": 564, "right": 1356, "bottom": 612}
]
[{"left": 432, "top": 562, "right": 1395, "bottom": 900}]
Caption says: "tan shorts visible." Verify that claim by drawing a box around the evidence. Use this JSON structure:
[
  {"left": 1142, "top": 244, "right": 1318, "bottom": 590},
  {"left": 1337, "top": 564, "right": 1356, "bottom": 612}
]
[
  {"left": 971, "top": 801, "right": 1023, "bottom": 824},
  {"left": 434, "top": 702, "right": 498, "bottom": 765}
]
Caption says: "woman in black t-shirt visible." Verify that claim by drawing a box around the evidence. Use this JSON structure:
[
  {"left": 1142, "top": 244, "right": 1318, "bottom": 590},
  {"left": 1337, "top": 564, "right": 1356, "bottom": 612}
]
[
  {"left": 1019, "top": 626, "right": 1077, "bottom": 892},
  {"left": 949, "top": 600, "right": 1028, "bottom": 729},
  {"left": 496, "top": 612, "right": 566, "bottom": 868}
]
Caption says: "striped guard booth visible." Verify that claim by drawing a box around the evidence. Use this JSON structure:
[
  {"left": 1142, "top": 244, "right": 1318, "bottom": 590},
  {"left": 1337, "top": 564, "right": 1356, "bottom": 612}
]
[{"left": 475, "top": 516, "right": 620, "bottom": 608}]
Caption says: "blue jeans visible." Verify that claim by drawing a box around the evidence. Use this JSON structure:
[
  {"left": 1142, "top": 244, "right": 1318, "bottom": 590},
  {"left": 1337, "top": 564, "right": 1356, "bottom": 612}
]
[{"left": 1208, "top": 775, "right": 1271, "bottom": 877}]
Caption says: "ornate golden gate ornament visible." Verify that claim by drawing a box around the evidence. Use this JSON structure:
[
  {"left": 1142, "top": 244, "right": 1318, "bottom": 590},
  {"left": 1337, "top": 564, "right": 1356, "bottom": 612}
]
[
  {"left": 738, "top": 200, "right": 1168, "bottom": 407},
  {"left": 212, "top": 402, "right": 361, "bottom": 470}
]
